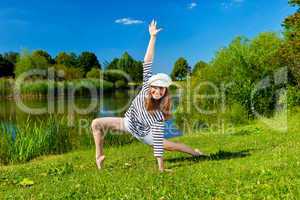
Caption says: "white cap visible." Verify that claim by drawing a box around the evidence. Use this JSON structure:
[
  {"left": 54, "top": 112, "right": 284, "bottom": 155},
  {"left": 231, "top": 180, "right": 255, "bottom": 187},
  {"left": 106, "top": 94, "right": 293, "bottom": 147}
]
[{"left": 148, "top": 73, "right": 172, "bottom": 87}]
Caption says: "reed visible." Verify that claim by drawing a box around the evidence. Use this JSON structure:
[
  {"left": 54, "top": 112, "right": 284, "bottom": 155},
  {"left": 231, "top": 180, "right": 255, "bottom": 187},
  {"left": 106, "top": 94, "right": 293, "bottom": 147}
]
[
  {"left": 0, "top": 78, "right": 13, "bottom": 97},
  {"left": 0, "top": 115, "right": 134, "bottom": 164},
  {"left": 0, "top": 78, "right": 114, "bottom": 97}
]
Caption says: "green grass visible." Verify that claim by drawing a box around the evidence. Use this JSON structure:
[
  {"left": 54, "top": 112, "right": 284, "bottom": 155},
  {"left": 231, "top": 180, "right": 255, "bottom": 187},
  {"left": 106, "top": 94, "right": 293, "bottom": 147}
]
[{"left": 0, "top": 109, "right": 299, "bottom": 199}]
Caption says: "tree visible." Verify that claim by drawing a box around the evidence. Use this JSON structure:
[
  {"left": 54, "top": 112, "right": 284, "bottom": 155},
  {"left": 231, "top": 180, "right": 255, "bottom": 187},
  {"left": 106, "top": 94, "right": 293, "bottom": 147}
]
[
  {"left": 15, "top": 50, "right": 49, "bottom": 77},
  {"left": 288, "top": 0, "right": 300, "bottom": 7},
  {"left": 78, "top": 52, "right": 101, "bottom": 76},
  {"left": 171, "top": 57, "right": 189, "bottom": 81},
  {"left": 55, "top": 52, "right": 78, "bottom": 68},
  {"left": 106, "top": 58, "right": 119, "bottom": 70},
  {"left": 104, "top": 53, "right": 143, "bottom": 83},
  {"left": 117, "top": 52, "right": 142, "bottom": 82},
  {"left": 131, "top": 61, "right": 143, "bottom": 82},
  {"left": 3, "top": 52, "right": 19, "bottom": 66},
  {"left": 54, "top": 64, "right": 83, "bottom": 80},
  {"left": 32, "top": 50, "right": 54, "bottom": 64},
  {"left": 0, "top": 52, "right": 19, "bottom": 77},
  {"left": 118, "top": 52, "right": 134, "bottom": 71},
  {"left": 0, "top": 54, "right": 14, "bottom": 77},
  {"left": 279, "top": 0, "right": 300, "bottom": 87},
  {"left": 192, "top": 60, "right": 208, "bottom": 75}
]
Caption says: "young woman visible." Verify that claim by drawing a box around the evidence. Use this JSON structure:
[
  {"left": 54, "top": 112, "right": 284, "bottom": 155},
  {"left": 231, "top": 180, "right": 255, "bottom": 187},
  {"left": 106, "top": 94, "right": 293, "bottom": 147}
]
[{"left": 91, "top": 20, "right": 204, "bottom": 172}]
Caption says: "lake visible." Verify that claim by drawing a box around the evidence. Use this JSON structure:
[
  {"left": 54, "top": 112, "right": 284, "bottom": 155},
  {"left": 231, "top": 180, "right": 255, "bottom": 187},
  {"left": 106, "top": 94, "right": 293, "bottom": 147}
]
[{"left": 0, "top": 88, "right": 181, "bottom": 147}]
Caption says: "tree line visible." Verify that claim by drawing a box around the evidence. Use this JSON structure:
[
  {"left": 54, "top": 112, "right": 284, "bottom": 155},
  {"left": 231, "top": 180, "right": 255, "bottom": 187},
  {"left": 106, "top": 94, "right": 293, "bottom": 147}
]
[
  {"left": 0, "top": 50, "right": 143, "bottom": 86},
  {"left": 0, "top": 48, "right": 201, "bottom": 83}
]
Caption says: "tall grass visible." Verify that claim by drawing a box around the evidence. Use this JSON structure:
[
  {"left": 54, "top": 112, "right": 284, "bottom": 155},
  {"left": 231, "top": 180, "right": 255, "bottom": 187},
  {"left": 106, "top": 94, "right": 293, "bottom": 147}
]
[
  {"left": 0, "top": 123, "right": 13, "bottom": 164},
  {"left": 0, "top": 78, "right": 114, "bottom": 97},
  {"left": 20, "top": 80, "right": 49, "bottom": 96},
  {"left": 66, "top": 78, "right": 114, "bottom": 96},
  {"left": 0, "top": 115, "right": 135, "bottom": 165},
  {"left": 0, "top": 78, "right": 13, "bottom": 97},
  {"left": 0, "top": 116, "right": 72, "bottom": 163}
]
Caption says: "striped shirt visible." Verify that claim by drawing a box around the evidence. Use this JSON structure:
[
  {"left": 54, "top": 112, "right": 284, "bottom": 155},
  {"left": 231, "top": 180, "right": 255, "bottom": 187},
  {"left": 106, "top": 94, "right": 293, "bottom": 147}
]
[{"left": 124, "top": 61, "right": 165, "bottom": 157}]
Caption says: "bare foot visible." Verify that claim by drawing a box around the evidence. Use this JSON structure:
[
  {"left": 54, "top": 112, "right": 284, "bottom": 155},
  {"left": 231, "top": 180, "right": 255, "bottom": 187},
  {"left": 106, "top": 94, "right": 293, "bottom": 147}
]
[
  {"left": 96, "top": 155, "right": 105, "bottom": 169},
  {"left": 164, "top": 169, "right": 174, "bottom": 173},
  {"left": 192, "top": 149, "right": 205, "bottom": 157}
]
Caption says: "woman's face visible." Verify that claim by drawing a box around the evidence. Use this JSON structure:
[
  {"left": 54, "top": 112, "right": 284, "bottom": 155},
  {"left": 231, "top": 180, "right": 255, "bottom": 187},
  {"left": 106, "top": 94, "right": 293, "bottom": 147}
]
[{"left": 150, "top": 86, "right": 166, "bottom": 100}]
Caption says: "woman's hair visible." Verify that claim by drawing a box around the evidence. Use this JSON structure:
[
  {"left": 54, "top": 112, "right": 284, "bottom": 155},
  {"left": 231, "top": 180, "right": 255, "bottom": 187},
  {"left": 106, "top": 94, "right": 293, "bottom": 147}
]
[{"left": 145, "top": 87, "right": 172, "bottom": 120}]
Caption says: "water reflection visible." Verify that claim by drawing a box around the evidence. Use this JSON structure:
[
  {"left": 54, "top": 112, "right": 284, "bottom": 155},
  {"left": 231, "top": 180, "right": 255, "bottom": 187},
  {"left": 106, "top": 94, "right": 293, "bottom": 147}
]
[{"left": 0, "top": 89, "right": 180, "bottom": 127}]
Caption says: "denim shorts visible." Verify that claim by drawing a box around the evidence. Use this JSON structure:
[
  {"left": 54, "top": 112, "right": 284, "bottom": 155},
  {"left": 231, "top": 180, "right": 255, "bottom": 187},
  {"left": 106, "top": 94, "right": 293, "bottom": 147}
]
[{"left": 123, "top": 117, "right": 153, "bottom": 146}]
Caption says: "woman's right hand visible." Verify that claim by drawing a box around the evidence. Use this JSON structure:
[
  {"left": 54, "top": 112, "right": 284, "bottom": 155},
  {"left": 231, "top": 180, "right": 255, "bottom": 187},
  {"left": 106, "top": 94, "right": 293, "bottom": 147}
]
[{"left": 149, "top": 20, "right": 162, "bottom": 37}]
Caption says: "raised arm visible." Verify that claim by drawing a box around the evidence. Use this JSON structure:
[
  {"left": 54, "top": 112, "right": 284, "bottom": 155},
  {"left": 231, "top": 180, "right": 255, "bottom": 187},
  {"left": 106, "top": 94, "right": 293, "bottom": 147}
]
[{"left": 142, "top": 20, "right": 162, "bottom": 90}]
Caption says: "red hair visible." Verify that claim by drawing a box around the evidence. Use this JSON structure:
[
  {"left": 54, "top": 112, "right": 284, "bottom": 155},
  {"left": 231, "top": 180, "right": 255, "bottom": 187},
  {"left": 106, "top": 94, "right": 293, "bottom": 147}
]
[{"left": 145, "top": 88, "right": 172, "bottom": 120}]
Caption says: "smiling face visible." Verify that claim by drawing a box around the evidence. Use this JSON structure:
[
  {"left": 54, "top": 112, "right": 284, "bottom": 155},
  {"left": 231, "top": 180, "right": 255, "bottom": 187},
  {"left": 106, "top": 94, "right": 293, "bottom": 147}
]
[{"left": 150, "top": 85, "right": 167, "bottom": 100}]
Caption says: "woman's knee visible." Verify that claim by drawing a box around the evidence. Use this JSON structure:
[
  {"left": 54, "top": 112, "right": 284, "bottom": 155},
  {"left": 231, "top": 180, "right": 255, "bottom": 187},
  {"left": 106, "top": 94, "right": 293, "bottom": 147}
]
[
  {"left": 163, "top": 140, "right": 177, "bottom": 151},
  {"left": 91, "top": 118, "right": 106, "bottom": 132},
  {"left": 91, "top": 117, "right": 121, "bottom": 132}
]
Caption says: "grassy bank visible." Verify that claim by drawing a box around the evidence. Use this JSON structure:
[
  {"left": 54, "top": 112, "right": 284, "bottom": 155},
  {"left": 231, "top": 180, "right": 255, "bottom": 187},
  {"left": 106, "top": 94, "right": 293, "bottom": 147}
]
[
  {"left": 0, "top": 78, "right": 115, "bottom": 98},
  {"left": 0, "top": 116, "right": 134, "bottom": 165},
  {"left": 0, "top": 109, "right": 298, "bottom": 199},
  {"left": 0, "top": 78, "right": 184, "bottom": 98}
]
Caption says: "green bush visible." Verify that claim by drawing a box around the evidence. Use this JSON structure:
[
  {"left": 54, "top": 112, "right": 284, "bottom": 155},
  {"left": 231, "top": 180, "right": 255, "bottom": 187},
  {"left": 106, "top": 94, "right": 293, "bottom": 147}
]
[
  {"left": 115, "top": 80, "right": 127, "bottom": 89},
  {"left": 221, "top": 103, "right": 249, "bottom": 125},
  {"left": 86, "top": 68, "right": 101, "bottom": 79},
  {"left": 175, "top": 33, "right": 284, "bottom": 130},
  {"left": 81, "top": 79, "right": 113, "bottom": 93},
  {"left": 287, "top": 85, "right": 300, "bottom": 108},
  {"left": 54, "top": 64, "right": 83, "bottom": 80},
  {"left": 103, "top": 70, "right": 128, "bottom": 84}
]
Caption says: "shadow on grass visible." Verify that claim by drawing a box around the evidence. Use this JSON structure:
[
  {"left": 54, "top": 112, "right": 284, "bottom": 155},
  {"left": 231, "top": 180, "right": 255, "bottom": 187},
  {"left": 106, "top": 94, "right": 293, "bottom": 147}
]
[{"left": 165, "top": 150, "right": 250, "bottom": 164}]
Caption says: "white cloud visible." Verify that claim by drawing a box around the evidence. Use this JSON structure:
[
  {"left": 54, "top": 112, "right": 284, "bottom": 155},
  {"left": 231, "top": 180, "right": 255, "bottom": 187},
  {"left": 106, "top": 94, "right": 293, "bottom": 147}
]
[
  {"left": 115, "top": 18, "right": 144, "bottom": 25},
  {"left": 188, "top": 2, "right": 197, "bottom": 9}
]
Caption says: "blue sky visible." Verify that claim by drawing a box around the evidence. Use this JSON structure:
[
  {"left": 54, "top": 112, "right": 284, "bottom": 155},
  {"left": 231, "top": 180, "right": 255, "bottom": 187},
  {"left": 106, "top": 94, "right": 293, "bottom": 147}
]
[{"left": 0, "top": 0, "right": 296, "bottom": 74}]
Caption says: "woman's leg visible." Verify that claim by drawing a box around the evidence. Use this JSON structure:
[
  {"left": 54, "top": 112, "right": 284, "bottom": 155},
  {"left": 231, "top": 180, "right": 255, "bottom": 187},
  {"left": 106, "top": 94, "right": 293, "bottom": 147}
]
[
  {"left": 91, "top": 117, "right": 128, "bottom": 169},
  {"left": 163, "top": 139, "right": 204, "bottom": 156}
]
